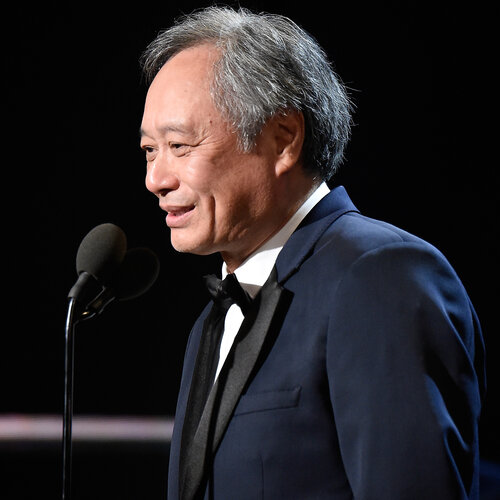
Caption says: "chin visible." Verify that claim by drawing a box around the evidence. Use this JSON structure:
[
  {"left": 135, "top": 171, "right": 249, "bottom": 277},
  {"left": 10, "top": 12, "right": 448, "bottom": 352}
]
[{"left": 170, "top": 236, "right": 215, "bottom": 256}]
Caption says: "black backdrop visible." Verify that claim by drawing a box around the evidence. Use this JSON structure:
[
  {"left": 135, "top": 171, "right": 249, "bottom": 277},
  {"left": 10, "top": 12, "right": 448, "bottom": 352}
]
[{"left": 4, "top": 1, "right": 497, "bottom": 498}]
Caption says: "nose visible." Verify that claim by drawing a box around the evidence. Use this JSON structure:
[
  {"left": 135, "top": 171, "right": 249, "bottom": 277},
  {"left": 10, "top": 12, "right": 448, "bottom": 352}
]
[{"left": 145, "top": 153, "right": 180, "bottom": 198}]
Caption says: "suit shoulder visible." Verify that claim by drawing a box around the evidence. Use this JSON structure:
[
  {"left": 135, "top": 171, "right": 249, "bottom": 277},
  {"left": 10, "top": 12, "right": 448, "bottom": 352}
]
[
  {"left": 316, "top": 211, "right": 439, "bottom": 259},
  {"left": 302, "top": 211, "right": 455, "bottom": 289}
]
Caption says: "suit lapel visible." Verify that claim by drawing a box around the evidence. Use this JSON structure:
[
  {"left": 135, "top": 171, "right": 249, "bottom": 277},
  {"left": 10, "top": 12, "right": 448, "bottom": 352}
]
[
  {"left": 276, "top": 185, "right": 359, "bottom": 283},
  {"left": 178, "top": 306, "right": 218, "bottom": 500},
  {"left": 180, "top": 268, "right": 286, "bottom": 500},
  {"left": 210, "top": 267, "right": 286, "bottom": 451}
]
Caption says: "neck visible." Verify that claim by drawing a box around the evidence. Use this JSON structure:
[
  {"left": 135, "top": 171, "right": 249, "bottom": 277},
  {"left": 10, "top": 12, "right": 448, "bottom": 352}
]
[{"left": 222, "top": 177, "right": 321, "bottom": 273}]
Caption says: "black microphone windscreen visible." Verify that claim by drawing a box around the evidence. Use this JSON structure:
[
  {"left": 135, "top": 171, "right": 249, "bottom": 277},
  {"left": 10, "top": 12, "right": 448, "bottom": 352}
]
[
  {"left": 75, "top": 223, "right": 127, "bottom": 282},
  {"left": 112, "top": 247, "right": 160, "bottom": 300}
]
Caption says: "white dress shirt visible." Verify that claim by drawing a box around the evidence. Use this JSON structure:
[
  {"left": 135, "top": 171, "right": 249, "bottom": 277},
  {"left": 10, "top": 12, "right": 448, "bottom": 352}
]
[{"left": 214, "top": 182, "right": 330, "bottom": 381}]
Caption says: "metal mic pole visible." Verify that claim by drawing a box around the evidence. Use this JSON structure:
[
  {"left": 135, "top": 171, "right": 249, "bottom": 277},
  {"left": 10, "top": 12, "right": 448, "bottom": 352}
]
[{"left": 62, "top": 297, "right": 79, "bottom": 500}]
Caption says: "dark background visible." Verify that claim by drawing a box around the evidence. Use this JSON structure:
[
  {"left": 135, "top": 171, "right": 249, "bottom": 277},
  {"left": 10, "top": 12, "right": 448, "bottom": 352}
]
[{"left": 3, "top": 1, "right": 497, "bottom": 498}]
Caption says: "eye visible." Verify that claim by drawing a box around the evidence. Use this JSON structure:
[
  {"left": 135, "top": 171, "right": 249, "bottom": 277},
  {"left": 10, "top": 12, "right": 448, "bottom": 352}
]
[
  {"left": 169, "top": 142, "right": 191, "bottom": 156},
  {"left": 140, "top": 145, "right": 156, "bottom": 162}
]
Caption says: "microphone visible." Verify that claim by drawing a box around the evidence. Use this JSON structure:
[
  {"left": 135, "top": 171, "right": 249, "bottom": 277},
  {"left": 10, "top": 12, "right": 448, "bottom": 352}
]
[
  {"left": 68, "top": 223, "right": 127, "bottom": 311},
  {"left": 111, "top": 246, "right": 160, "bottom": 300},
  {"left": 67, "top": 223, "right": 160, "bottom": 319},
  {"left": 82, "top": 246, "right": 160, "bottom": 319}
]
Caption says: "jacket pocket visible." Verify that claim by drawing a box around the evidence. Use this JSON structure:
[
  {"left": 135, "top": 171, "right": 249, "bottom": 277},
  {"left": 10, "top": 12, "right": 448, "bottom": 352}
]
[{"left": 234, "top": 386, "right": 302, "bottom": 416}]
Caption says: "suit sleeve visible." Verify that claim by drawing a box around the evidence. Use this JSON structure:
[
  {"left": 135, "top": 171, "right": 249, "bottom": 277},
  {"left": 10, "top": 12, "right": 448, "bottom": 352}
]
[{"left": 326, "top": 241, "right": 485, "bottom": 499}]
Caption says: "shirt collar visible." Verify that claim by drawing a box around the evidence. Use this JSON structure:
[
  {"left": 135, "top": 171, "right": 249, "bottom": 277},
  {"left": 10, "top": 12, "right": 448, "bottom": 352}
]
[{"left": 222, "top": 182, "right": 330, "bottom": 297}]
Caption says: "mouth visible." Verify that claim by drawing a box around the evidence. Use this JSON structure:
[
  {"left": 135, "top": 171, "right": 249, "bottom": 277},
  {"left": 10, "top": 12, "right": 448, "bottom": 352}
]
[
  {"left": 167, "top": 206, "right": 194, "bottom": 216},
  {"left": 164, "top": 205, "right": 195, "bottom": 227}
]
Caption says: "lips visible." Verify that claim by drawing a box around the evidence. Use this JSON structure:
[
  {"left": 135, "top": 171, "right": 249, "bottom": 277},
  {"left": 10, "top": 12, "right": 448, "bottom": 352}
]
[
  {"left": 163, "top": 204, "right": 195, "bottom": 227},
  {"left": 168, "top": 206, "right": 194, "bottom": 216}
]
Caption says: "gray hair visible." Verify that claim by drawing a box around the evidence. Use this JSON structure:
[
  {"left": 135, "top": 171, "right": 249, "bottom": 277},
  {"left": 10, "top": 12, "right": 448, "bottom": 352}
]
[{"left": 140, "top": 6, "right": 353, "bottom": 180}]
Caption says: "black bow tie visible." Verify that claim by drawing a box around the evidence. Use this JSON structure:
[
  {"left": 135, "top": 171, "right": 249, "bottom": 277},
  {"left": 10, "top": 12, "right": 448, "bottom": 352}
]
[{"left": 204, "top": 273, "right": 252, "bottom": 315}]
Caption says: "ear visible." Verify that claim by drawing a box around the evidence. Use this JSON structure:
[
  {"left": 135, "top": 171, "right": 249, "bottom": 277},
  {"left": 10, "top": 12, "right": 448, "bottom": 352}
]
[{"left": 271, "top": 110, "right": 305, "bottom": 177}]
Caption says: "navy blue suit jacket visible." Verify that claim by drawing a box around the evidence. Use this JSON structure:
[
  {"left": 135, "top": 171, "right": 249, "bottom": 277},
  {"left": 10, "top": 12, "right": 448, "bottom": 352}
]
[{"left": 168, "top": 186, "right": 485, "bottom": 499}]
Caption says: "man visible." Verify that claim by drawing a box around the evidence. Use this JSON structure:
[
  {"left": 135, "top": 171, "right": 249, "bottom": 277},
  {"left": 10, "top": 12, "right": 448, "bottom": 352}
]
[{"left": 139, "top": 7, "right": 485, "bottom": 499}]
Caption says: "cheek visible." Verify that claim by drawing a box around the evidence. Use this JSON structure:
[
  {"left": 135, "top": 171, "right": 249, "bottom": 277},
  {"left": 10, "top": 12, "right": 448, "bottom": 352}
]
[
  {"left": 215, "top": 177, "right": 271, "bottom": 237},
  {"left": 183, "top": 151, "right": 274, "bottom": 233},
  {"left": 182, "top": 157, "right": 223, "bottom": 199}
]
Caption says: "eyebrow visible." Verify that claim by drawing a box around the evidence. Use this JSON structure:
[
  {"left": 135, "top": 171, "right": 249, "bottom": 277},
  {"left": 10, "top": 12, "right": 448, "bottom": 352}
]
[{"left": 139, "top": 123, "right": 191, "bottom": 139}]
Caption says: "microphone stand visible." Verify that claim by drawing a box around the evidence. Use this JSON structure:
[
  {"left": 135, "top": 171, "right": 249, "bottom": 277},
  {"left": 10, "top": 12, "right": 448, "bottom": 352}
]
[
  {"left": 60, "top": 247, "right": 158, "bottom": 498},
  {"left": 62, "top": 297, "right": 79, "bottom": 500},
  {"left": 62, "top": 279, "right": 115, "bottom": 500}
]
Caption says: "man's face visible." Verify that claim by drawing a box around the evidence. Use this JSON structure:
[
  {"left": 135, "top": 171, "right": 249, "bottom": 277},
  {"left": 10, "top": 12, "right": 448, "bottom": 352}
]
[{"left": 140, "top": 44, "right": 281, "bottom": 268}]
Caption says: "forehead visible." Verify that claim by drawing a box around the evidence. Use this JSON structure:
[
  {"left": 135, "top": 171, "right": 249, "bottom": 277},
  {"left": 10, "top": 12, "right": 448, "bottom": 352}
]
[
  {"left": 141, "top": 44, "right": 222, "bottom": 136},
  {"left": 156, "top": 44, "right": 218, "bottom": 88}
]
